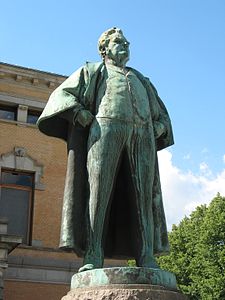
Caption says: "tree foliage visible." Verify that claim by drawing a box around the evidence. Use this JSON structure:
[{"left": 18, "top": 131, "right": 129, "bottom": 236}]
[{"left": 157, "top": 193, "right": 225, "bottom": 300}]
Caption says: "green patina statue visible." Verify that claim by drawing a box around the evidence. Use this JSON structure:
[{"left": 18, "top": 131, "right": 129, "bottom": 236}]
[{"left": 37, "top": 27, "right": 174, "bottom": 272}]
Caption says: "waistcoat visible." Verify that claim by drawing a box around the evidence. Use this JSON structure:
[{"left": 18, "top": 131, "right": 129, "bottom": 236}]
[{"left": 96, "top": 64, "right": 151, "bottom": 124}]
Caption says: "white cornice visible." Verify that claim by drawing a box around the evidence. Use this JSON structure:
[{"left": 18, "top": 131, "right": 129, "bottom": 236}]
[
  {"left": 0, "top": 62, "right": 67, "bottom": 90},
  {"left": 0, "top": 93, "right": 46, "bottom": 109}
]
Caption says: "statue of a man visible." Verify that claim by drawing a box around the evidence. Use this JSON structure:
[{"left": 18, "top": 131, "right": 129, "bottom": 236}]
[{"left": 37, "top": 27, "right": 174, "bottom": 272}]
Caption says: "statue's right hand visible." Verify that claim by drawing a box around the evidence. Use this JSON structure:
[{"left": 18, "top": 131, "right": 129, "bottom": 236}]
[{"left": 76, "top": 110, "right": 94, "bottom": 127}]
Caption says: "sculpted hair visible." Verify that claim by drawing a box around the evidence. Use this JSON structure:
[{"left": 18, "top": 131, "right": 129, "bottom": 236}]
[{"left": 98, "top": 27, "right": 124, "bottom": 59}]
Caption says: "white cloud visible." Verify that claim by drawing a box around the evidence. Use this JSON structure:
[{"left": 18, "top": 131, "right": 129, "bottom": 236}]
[
  {"left": 199, "top": 162, "right": 212, "bottom": 177},
  {"left": 157, "top": 150, "right": 225, "bottom": 231},
  {"left": 199, "top": 162, "right": 208, "bottom": 171}
]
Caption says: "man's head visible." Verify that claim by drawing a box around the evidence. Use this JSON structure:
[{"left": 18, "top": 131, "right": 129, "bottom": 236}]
[{"left": 98, "top": 27, "right": 130, "bottom": 66}]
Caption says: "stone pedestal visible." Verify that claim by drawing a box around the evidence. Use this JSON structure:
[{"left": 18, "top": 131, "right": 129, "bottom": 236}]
[
  {"left": 62, "top": 284, "right": 188, "bottom": 300},
  {"left": 62, "top": 267, "right": 188, "bottom": 300}
]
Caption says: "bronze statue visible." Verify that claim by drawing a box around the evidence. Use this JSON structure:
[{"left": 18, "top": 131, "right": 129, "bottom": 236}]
[{"left": 37, "top": 27, "right": 174, "bottom": 272}]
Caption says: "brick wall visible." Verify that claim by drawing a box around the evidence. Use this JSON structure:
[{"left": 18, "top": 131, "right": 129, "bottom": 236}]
[
  {"left": 0, "top": 120, "right": 67, "bottom": 248},
  {"left": 0, "top": 63, "right": 74, "bottom": 299},
  {"left": 4, "top": 281, "right": 69, "bottom": 300}
]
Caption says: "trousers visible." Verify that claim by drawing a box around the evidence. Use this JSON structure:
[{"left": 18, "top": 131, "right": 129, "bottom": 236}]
[{"left": 85, "top": 117, "right": 157, "bottom": 266}]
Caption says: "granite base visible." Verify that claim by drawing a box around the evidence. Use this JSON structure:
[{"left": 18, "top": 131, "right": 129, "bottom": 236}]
[{"left": 62, "top": 284, "right": 188, "bottom": 300}]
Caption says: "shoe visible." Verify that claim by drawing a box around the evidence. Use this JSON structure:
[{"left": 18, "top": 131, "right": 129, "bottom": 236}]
[
  {"left": 78, "top": 249, "right": 104, "bottom": 272},
  {"left": 137, "top": 255, "right": 159, "bottom": 269},
  {"left": 78, "top": 264, "right": 95, "bottom": 272}
]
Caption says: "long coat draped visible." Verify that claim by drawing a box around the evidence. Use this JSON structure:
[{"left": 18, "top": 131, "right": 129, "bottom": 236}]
[{"left": 37, "top": 62, "right": 174, "bottom": 258}]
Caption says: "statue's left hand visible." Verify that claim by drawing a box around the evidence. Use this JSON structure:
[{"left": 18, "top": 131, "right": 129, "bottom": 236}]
[
  {"left": 76, "top": 110, "right": 94, "bottom": 127},
  {"left": 154, "top": 121, "right": 165, "bottom": 138}
]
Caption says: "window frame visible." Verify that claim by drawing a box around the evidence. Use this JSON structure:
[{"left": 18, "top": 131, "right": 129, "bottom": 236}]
[
  {"left": 0, "top": 168, "right": 35, "bottom": 245},
  {"left": 0, "top": 104, "right": 17, "bottom": 121},
  {"left": 27, "top": 109, "right": 41, "bottom": 124}
]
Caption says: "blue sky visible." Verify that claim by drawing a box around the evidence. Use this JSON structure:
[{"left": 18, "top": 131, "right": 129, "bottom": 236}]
[{"left": 1, "top": 0, "right": 225, "bottom": 228}]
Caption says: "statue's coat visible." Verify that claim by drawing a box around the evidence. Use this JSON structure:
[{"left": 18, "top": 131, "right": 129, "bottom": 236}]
[{"left": 37, "top": 62, "right": 174, "bottom": 258}]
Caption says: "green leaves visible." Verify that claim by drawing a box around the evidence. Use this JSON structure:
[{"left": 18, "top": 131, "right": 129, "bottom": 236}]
[{"left": 158, "top": 194, "right": 225, "bottom": 300}]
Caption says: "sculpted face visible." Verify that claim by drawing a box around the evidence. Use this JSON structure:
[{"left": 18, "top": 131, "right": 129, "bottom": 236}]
[{"left": 105, "top": 33, "right": 130, "bottom": 67}]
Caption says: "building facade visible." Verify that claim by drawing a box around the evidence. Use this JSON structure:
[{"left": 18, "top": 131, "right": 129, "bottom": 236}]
[{"left": 0, "top": 62, "right": 125, "bottom": 300}]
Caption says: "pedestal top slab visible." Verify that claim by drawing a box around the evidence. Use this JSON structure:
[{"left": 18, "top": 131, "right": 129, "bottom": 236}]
[{"left": 71, "top": 267, "right": 177, "bottom": 290}]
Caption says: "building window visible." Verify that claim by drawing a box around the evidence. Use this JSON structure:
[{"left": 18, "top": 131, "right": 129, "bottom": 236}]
[
  {"left": 0, "top": 169, "right": 34, "bottom": 244},
  {"left": 0, "top": 105, "right": 16, "bottom": 121},
  {"left": 27, "top": 110, "right": 41, "bottom": 124},
  {"left": 0, "top": 104, "right": 41, "bottom": 125}
]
